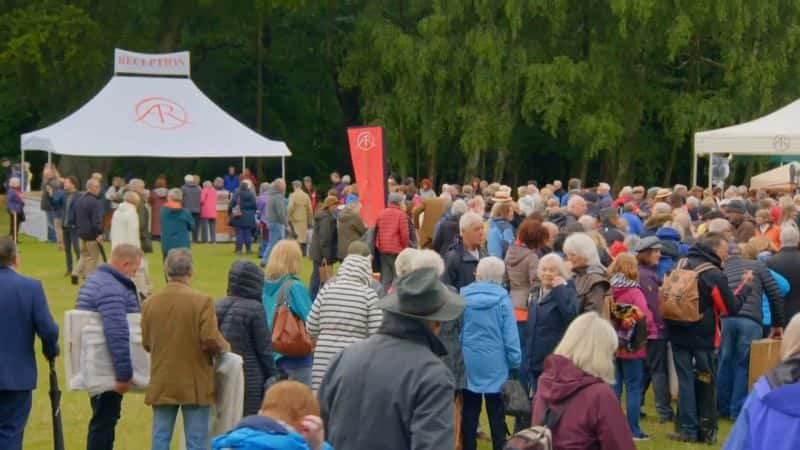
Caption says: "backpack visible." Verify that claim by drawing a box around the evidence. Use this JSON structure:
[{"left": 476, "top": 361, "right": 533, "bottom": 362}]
[
  {"left": 610, "top": 303, "right": 648, "bottom": 352},
  {"left": 505, "top": 390, "right": 583, "bottom": 450},
  {"left": 271, "top": 280, "right": 315, "bottom": 356},
  {"left": 659, "top": 259, "right": 715, "bottom": 323}
]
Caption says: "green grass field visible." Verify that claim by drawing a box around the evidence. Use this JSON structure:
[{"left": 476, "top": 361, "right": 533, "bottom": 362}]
[{"left": 6, "top": 214, "right": 731, "bottom": 449}]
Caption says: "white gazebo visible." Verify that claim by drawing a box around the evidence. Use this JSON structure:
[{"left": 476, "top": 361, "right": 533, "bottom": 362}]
[
  {"left": 693, "top": 99, "right": 800, "bottom": 187},
  {"left": 21, "top": 49, "right": 290, "bottom": 175}
]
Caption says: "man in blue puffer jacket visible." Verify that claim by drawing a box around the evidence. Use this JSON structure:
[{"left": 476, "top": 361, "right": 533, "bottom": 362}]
[
  {"left": 75, "top": 244, "right": 142, "bottom": 450},
  {"left": 656, "top": 226, "right": 690, "bottom": 278}
]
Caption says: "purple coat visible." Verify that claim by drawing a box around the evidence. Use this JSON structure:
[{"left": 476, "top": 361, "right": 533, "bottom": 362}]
[
  {"left": 638, "top": 264, "right": 664, "bottom": 339},
  {"left": 6, "top": 188, "right": 24, "bottom": 214}
]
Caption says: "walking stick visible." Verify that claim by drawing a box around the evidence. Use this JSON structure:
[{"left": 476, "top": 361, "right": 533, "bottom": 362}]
[
  {"left": 48, "top": 359, "right": 65, "bottom": 450},
  {"left": 97, "top": 241, "right": 107, "bottom": 263},
  {"left": 12, "top": 211, "right": 17, "bottom": 243}
]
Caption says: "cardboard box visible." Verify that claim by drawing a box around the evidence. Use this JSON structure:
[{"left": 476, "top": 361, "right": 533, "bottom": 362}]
[{"left": 749, "top": 339, "right": 782, "bottom": 389}]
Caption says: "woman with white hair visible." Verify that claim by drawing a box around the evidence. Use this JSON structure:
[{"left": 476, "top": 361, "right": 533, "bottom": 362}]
[
  {"left": 159, "top": 188, "right": 195, "bottom": 260},
  {"left": 181, "top": 174, "right": 202, "bottom": 243},
  {"left": 723, "top": 314, "right": 800, "bottom": 450},
  {"left": 531, "top": 312, "right": 636, "bottom": 450},
  {"left": 6, "top": 176, "right": 25, "bottom": 241},
  {"left": 525, "top": 253, "right": 578, "bottom": 392},
  {"left": 563, "top": 233, "right": 611, "bottom": 314},
  {"left": 460, "top": 257, "right": 521, "bottom": 450},
  {"left": 229, "top": 179, "right": 258, "bottom": 254}
]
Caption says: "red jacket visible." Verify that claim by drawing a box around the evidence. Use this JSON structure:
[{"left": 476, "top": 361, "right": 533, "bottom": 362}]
[
  {"left": 375, "top": 205, "right": 409, "bottom": 254},
  {"left": 532, "top": 355, "right": 635, "bottom": 450}
]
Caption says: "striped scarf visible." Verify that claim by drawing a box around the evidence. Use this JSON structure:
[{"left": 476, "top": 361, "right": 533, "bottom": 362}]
[{"left": 610, "top": 273, "right": 640, "bottom": 289}]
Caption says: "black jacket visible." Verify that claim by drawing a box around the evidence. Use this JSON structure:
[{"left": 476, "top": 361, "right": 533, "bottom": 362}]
[
  {"left": 62, "top": 191, "right": 80, "bottom": 228},
  {"left": 723, "top": 256, "right": 783, "bottom": 327},
  {"left": 526, "top": 282, "right": 579, "bottom": 375},
  {"left": 599, "top": 224, "right": 626, "bottom": 246},
  {"left": 215, "top": 260, "right": 276, "bottom": 416},
  {"left": 666, "top": 243, "right": 749, "bottom": 349},
  {"left": 319, "top": 312, "right": 455, "bottom": 450},
  {"left": 767, "top": 247, "right": 800, "bottom": 326},
  {"left": 74, "top": 192, "right": 104, "bottom": 240},
  {"left": 433, "top": 213, "right": 460, "bottom": 256},
  {"left": 228, "top": 189, "right": 258, "bottom": 229},
  {"left": 309, "top": 210, "right": 337, "bottom": 263}
]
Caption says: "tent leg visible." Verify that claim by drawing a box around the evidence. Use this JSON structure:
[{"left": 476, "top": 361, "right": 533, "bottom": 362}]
[
  {"left": 47, "top": 151, "right": 52, "bottom": 168},
  {"left": 708, "top": 153, "right": 713, "bottom": 190},
  {"left": 242, "top": 156, "right": 246, "bottom": 174},
  {"left": 691, "top": 152, "right": 698, "bottom": 188},
  {"left": 20, "top": 150, "right": 25, "bottom": 193},
  {"left": 281, "top": 156, "right": 285, "bottom": 180}
]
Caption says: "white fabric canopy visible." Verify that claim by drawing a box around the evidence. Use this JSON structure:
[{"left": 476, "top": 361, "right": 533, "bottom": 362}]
[
  {"left": 21, "top": 73, "right": 290, "bottom": 158},
  {"left": 694, "top": 99, "right": 800, "bottom": 156},
  {"left": 750, "top": 162, "right": 800, "bottom": 191}
]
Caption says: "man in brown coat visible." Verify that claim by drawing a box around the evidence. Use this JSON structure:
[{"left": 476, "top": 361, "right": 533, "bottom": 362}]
[
  {"left": 413, "top": 194, "right": 450, "bottom": 249},
  {"left": 142, "top": 248, "right": 229, "bottom": 450}
]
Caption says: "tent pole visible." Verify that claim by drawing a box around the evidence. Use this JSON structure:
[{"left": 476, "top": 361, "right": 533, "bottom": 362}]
[
  {"left": 708, "top": 153, "right": 713, "bottom": 190},
  {"left": 281, "top": 156, "right": 285, "bottom": 180},
  {"left": 47, "top": 151, "right": 52, "bottom": 168},
  {"left": 691, "top": 151, "right": 698, "bottom": 188},
  {"left": 20, "top": 150, "right": 25, "bottom": 193},
  {"left": 241, "top": 156, "right": 246, "bottom": 175}
]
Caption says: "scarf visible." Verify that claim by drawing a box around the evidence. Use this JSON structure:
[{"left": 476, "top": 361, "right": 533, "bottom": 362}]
[{"left": 610, "top": 273, "right": 640, "bottom": 289}]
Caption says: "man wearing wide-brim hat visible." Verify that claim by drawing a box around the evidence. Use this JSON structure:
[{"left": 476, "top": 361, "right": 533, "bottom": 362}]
[{"left": 319, "top": 268, "right": 465, "bottom": 450}]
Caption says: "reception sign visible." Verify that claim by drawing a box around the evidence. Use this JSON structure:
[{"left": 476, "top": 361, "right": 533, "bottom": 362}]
[
  {"left": 347, "top": 126, "right": 386, "bottom": 227},
  {"left": 114, "top": 49, "right": 190, "bottom": 77}
]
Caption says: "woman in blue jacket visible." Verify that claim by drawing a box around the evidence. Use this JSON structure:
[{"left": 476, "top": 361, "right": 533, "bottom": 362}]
[
  {"left": 486, "top": 201, "right": 516, "bottom": 258},
  {"left": 723, "top": 314, "right": 800, "bottom": 450},
  {"left": 460, "top": 256, "right": 521, "bottom": 450},
  {"left": 526, "top": 253, "right": 579, "bottom": 392},
  {"left": 262, "top": 240, "right": 314, "bottom": 386}
]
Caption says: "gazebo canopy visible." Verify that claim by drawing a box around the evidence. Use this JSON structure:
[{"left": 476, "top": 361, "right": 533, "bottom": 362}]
[{"left": 21, "top": 49, "right": 290, "bottom": 159}]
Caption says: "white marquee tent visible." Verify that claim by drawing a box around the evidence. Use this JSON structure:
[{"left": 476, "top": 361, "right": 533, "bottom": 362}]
[
  {"left": 693, "top": 98, "right": 800, "bottom": 187},
  {"left": 21, "top": 49, "right": 290, "bottom": 178}
]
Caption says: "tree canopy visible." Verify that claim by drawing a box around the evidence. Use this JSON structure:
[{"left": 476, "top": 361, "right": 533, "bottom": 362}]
[{"left": 3, "top": 0, "right": 800, "bottom": 187}]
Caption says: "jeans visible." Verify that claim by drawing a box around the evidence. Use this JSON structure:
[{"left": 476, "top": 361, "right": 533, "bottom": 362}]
[
  {"left": 310, "top": 260, "right": 322, "bottom": 301},
  {"left": 234, "top": 227, "right": 253, "bottom": 253},
  {"left": 46, "top": 210, "right": 56, "bottom": 242},
  {"left": 642, "top": 339, "right": 674, "bottom": 420},
  {"left": 87, "top": 391, "right": 123, "bottom": 450},
  {"left": 0, "top": 390, "right": 32, "bottom": 450},
  {"left": 672, "top": 344, "right": 717, "bottom": 440},
  {"left": 277, "top": 361, "right": 313, "bottom": 387},
  {"left": 260, "top": 222, "right": 285, "bottom": 265},
  {"left": 462, "top": 390, "right": 506, "bottom": 450},
  {"left": 63, "top": 227, "right": 81, "bottom": 273},
  {"left": 717, "top": 317, "right": 763, "bottom": 419},
  {"left": 191, "top": 213, "right": 201, "bottom": 242},
  {"left": 151, "top": 404, "right": 210, "bottom": 450},
  {"left": 379, "top": 253, "right": 398, "bottom": 290},
  {"left": 614, "top": 358, "right": 645, "bottom": 437},
  {"left": 199, "top": 218, "right": 216, "bottom": 243}
]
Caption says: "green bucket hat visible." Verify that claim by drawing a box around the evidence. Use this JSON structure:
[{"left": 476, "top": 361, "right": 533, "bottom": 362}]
[{"left": 377, "top": 268, "right": 465, "bottom": 322}]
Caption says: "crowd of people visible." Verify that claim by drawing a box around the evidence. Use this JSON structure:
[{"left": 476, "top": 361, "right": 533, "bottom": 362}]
[{"left": 2, "top": 165, "right": 800, "bottom": 450}]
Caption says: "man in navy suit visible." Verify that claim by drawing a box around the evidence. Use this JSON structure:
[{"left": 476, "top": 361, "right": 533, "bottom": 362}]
[{"left": 0, "top": 236, "right": 60, "bottom": 449}]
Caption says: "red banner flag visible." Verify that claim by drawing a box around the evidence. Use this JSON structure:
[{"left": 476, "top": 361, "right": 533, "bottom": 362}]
[{"left": 347, "top": 126, "right": 386, "bottom": 227}]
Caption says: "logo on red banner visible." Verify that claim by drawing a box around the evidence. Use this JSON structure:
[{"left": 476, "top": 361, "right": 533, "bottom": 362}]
[
  {"left": 356, "top": 130, "right": 376, "bottom": 152},
  {"left": 135, "top": 97, "right": 188, "bottom": 130}
]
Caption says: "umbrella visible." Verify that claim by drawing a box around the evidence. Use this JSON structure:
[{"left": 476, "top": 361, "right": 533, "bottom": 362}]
[{"left": 48, "top": 359, "right": 65, "bottom": 450}]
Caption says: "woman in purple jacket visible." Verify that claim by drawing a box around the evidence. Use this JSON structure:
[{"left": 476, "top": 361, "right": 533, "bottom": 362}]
[{"left": 6, "top": 177, "right": 24, "bottom": 242}]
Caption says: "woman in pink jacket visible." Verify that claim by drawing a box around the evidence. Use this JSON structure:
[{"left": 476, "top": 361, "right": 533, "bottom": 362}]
[
  {"left": 608, "top": 253, "right": 656, "bottom": 441},
  {"left": 200, "top": 181, "right": 218, "bottom": 243}
]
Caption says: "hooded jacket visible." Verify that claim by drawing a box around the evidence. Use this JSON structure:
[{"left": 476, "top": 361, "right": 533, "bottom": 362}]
[
  {"left": 656, "top": 227, "right": 689, "bottom": 278},
  {"left": 460, "top": 281, "right": 521, "bottom": 393},
  {"left": 110, "top": 202, "right": 140, "bottom": 249},
  {"left": 504, "top": 244, "right": 539, "bottom": 314},
  {"left": 723, "top": 357, "right": 800, "bottom": 450},
  {"left": 216, "top": 261, "right": 276, "bottom": 416},
  {"left": 526, "top": 282, "right": 579, "bottom": 376},
  {"left": 319, "top": 311, "right": 455, "bottom": 450},
  {"left": 307, "top": 255, "right": 382, "bottom": 391},
  {"left": 666, "top": 243, "right": 749, "bottom": 349},
  {"left": 337, "top": 208, "right": 367, "bottom": 260},
  {"left": 159, "top": 203, "right": 195, "bottom": 257},
  {"left": 532, "top": 355, "right": 636, "bottom": 450},
  {"left": 229, "top": 188, "right": 258, "bottom": 229},
  {"left": 212, "top": 415, "right": 332, "bottom": 450}
]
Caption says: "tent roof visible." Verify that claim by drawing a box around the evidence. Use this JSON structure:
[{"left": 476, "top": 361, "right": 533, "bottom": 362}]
[
  {"left": 21, "top": 52, "right": 290, "bottom": 158},
  {"left": 750, "top": 162, "right": 800, "bottom": 191},
  {"left": 694, "top": 98, "right": 800, "bottom": 156}
]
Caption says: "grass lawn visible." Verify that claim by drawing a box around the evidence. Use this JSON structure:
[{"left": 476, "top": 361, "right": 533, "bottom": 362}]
[{"left": 6, "top": 215, "right": 731, "bottom": 449}]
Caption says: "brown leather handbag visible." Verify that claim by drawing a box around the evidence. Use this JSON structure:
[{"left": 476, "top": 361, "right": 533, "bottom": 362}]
[{"left": 271, "top": 280, "right": 315, "bottom": 356}]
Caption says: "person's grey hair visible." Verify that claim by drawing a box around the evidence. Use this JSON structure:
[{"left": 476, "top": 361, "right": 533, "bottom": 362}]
[
  {"left": 652, "top": 202, "right": 672, "bottom": 216},
  {"left": 388, "top": 192, "right": 405, "bottom": 205},
  {"left": 476, "top": 257, "right": 506, "bottom": 284},
  {"left": 291, "top": 180, "right": 302, "bottom": 189},
  {"left": 203, "top": 180, "right": 212, "bottom": 188},
  {"left": 567, "top": 195, "right": 586, "bottom": 211},
  {"left": 451, "top": 199, "right": 468, "bottom": 216},
  {"left": 674, "top": 184, "right": 688, "bottom": 194},
  {"left": 272, "top": 178, "right": 285, "bottom": 187},
  {"left": 395, "top": 248, "right": 418, "bottom": 277},
  {"left": 459, "top": 212, "right": 484, "bottom": 231},
  {"left": 241, "top": 179, "right": 253, "bottom": 190},
  {"left": 168, "top": 188, "right": 183, "bottom": 202},
  {"left": 619, "top": 186, "right": 632, "bottom": 197},
  {"left": 708, "top": 218, "right": 732, "bottom": 234},
  {"left": 260, "top": 182, "right": 270, "bottom": 194},
  {"left": 554, "top": 312, "right": 618, "bottom": 384},
  {"left": 578, "top": 215, "right": 596, "bottom": 232},
  {"left": 597, "top": 182, "right": 610, "bottom": 192},
  {"left": 409, "top": 249, "right": 445, "bottom": 276},
  {"left": 563, "top": 232, "right": 601, "bottom": 267},
  {"left": 184, "top": 174, "right": 194, "bottom": 183},
  {"left": 781, "top": 226, "right": 800, "bottom": 248},
  {"left": 538, "top": 253, "right": 571, "bottom": 279},
  {"left": 9, "top": 177, "right": 20, "bottom": 188},
  {"left": 128, "top": 178, "right": 145, "bottom": 190},
  {"left": 686, "top": 196, "right": 700, "bottom": 208},
  {"left": 214, "top": 177, "right": 224, "bottom": 186},
  {"left": 86, "top": 179, "right": 100, "bottom": 190},
  {"left": 342, "top": 174, "right": 351, "bottom": 184},
  {"left": 165, "top": 248, "right": 193, "bottom": 278},
  {"left": 123, "top": 191, "right": 140, "bottom": 204}
]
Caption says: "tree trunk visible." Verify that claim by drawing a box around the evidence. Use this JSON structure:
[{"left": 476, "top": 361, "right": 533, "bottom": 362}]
[
  {"left": 663, "top": 145, "right": 678, "bottom": 186},
  {"left": 427, "top": 144, "right": 438, "bottom": 186},
  {"left": 466, "top": 149, "right": 481, "bottom": 183},
  {"left": 255, "top": 9, "right": 265, "bottom": 182},
  {"left": 158, "top": 0, "right": 187, "bottom": 52},
  {"left": 493, "top": 148, "right": 507, "bottom": 183}
]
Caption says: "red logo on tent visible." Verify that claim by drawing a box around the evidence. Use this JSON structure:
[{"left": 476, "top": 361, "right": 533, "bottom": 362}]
[
  {"left": 356, "top": 130, "right": 376, "bottom": 151},
  {"left": 135, "top": 97, "right": 188, "bottom": 130}
]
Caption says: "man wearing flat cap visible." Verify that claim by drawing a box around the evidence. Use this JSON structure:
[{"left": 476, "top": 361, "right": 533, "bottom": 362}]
[
  {"left": 724, "top": 200, "right": 756, "bottom": 243},
  {"left": 319, "top": 268, "right": 465, "bottom": 450}
]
